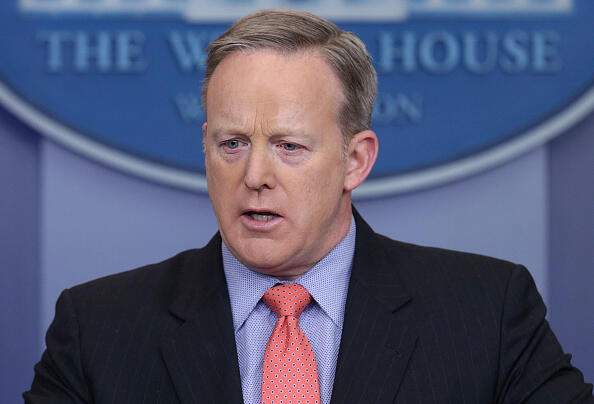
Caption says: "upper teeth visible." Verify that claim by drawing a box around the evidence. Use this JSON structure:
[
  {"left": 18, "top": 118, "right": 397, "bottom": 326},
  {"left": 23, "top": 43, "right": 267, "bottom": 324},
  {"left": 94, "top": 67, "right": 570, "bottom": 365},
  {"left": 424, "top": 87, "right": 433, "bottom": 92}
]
[{"left": 251, "top": 213, "right": 276, "bottom": 221}]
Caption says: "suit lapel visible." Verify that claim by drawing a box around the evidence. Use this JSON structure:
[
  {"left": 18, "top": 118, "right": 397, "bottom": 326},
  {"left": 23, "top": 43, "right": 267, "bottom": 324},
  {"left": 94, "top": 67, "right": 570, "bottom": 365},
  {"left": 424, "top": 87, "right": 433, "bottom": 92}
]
[
  {"left": 331, "top": 210, "right": 418, "bottom": 404},
  {"left": 158, "top": 211, "right": 417, "bottom": 404},
  {"left": 160, "top": 234, "right": 244, "bottom": 404}
]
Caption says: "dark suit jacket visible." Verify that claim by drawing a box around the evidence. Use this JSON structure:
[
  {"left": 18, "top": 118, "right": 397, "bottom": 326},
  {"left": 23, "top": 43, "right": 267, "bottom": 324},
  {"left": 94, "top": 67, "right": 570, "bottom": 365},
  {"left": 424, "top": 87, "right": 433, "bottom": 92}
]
[{"left": 25, "top": 212, "right": 593, "bottom": 403}]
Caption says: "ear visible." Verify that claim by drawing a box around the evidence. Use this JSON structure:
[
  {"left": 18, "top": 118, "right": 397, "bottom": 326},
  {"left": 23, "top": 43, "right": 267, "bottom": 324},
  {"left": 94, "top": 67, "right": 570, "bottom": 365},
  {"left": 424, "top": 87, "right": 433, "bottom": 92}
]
[
  {"left": 202, "top": 122, "right": 208, "bottom": 154},
  {"left": 344, "top": 130, "right": 379, "bottom": 192}
]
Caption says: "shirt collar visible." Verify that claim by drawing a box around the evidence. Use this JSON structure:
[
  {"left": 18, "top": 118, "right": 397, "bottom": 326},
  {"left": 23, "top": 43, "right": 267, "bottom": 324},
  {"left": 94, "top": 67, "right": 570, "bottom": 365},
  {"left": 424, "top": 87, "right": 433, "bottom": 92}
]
[{"left": 222, "top": 216, "right": 356, "bottom": 332}]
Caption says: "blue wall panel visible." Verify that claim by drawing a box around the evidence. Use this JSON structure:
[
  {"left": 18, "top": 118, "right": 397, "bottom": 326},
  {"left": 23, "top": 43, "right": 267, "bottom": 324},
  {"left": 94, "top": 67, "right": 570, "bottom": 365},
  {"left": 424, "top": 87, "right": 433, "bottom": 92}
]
[
  {"left": 0, "top": 107, "right": 40, "bottom": 402},
  {"left": 549, "top": 112, "right": 594, "bottom": 383}
]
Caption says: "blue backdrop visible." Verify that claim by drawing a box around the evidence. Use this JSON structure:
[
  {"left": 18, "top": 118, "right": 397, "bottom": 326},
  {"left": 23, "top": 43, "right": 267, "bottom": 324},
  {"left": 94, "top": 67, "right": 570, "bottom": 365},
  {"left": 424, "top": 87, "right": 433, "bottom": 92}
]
[{"left": 1, "top": 1, "right": 593, "bottom": 402}]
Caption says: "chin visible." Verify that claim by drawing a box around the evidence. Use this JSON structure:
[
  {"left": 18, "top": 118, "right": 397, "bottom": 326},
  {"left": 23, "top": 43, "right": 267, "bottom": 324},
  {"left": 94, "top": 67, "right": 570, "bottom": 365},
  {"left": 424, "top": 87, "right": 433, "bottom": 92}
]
[
  {"left": 234, "top": 248, "right": 296, "bottom": 278},
  {"left": 234, "top": 236, "right": 280, "bottom": 259},
  {"left": 224, "top": 232, "right": 304, "bottom": 277},
  {"left": 240, "top": 251, "right": 284, "bottom": 271}
]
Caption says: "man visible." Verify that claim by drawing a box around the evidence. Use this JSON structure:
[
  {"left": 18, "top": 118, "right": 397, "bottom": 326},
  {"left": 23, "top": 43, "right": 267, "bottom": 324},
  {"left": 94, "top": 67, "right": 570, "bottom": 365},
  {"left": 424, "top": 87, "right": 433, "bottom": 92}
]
[{"left": 25, "top": 9, "right": 592, "bottom": 404}]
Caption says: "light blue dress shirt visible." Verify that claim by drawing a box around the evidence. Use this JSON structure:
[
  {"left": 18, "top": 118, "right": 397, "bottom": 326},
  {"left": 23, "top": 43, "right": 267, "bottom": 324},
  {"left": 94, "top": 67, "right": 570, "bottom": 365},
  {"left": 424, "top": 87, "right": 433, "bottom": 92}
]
[{"left": 222, "top": 218, "right": 356, "bottom": 404}]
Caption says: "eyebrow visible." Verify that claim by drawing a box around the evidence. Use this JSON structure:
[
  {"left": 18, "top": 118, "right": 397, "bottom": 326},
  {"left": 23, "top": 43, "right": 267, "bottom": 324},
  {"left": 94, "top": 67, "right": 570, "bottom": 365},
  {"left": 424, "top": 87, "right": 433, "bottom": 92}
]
[
  {"left": 209, "top": 126, "right": 314, "bottom": 140},
  {"left": 209, "top": 127, "right": 238, "bottom": 139}
]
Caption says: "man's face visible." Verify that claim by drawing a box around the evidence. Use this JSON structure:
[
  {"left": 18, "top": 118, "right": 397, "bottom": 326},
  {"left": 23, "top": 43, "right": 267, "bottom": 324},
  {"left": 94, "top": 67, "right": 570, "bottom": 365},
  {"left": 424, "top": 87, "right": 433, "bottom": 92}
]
[{"left": 203, "top": 50, "right": 353, "bottom": 280}]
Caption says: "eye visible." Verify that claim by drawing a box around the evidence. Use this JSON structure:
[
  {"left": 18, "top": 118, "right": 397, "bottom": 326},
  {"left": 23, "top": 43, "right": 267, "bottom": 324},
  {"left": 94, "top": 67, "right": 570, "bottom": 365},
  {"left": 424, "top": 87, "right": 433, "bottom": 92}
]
[
  {"left": 220, "top": 138, "right": 247, "bottom": 152},
  {"left": 280, "top": 143, "right": 299, "bottom": 151},
  {"left": 225, "top": 139, "right": 241, "bottom": 149}
]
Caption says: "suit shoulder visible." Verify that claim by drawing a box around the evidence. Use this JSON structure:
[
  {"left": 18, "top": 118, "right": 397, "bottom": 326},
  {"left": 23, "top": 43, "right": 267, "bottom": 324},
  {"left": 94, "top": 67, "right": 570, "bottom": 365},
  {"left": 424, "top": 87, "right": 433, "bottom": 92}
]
[
  {"left": 72, "top": 248, "right": 200, "bottom": 290},
  {"left": 374, "top": 232, "right": 518, "bottom": 285},
  {"left": 65, "top": 248, "right": 207, "bottom": 314},
  {"left": 371, "top": 233, "right": 534, "bottom": 323}
]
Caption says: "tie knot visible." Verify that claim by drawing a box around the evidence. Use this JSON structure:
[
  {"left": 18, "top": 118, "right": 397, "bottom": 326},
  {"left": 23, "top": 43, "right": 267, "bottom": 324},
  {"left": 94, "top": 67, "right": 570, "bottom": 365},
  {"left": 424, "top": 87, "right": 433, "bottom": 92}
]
[{"left": 262, "top": 284, "right": 312, "bottom": 318}]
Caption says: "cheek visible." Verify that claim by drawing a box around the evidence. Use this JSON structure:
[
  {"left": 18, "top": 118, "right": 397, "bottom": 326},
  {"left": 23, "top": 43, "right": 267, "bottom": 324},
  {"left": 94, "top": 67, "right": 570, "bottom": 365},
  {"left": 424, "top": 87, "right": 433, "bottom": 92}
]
[
  {"left": 308, "top": 157, "right": 346, "bottom": 190},
  {"left": 207, "top": 156, "right": 240, "bottom": 185},
  {"left": 206, "top": 160, "right": 240, "bottom": 211},
  {"left": 286, "top": 160, "right": 345, "bottom": 213}
]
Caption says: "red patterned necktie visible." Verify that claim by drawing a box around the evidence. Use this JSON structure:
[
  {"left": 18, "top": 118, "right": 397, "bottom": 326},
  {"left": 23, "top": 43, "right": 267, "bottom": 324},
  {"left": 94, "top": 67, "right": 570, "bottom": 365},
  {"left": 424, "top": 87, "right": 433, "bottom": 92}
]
[{"left": 261, "top": 284, "right": 321, "bottom": 404}]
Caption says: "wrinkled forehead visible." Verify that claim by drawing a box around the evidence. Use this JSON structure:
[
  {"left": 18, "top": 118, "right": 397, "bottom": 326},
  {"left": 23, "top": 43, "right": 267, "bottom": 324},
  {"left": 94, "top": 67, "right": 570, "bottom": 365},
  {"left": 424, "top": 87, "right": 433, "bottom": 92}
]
[{"left": 205, "top": 49, "right": 344, "bottom": 129}]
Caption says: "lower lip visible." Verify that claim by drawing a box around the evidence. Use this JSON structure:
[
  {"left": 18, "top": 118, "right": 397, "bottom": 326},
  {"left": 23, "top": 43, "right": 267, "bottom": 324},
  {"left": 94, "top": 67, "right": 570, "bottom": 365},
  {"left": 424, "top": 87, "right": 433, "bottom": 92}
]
[{"left": 241, "top": 214, "right": 283, "bottom": 231}]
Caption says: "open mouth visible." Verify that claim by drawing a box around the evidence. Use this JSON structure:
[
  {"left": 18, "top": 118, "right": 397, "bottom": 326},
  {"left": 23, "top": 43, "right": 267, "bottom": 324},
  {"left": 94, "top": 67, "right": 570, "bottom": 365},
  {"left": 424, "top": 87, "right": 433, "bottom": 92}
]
[{"left": 243, "top": 211, "right": 281, "bottom": 222}]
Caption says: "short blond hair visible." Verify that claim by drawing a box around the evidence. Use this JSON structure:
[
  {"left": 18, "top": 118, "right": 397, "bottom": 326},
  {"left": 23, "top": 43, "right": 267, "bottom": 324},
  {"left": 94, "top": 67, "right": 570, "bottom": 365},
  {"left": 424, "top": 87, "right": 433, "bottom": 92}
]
[{"left": 202, "top": 9, "right": 377, "bottom": 141}]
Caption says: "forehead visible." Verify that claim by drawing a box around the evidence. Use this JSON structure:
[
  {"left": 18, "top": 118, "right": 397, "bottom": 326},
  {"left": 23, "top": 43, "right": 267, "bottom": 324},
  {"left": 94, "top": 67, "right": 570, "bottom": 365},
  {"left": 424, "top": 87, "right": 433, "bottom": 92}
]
[{"left": 205, "top": 49, "right": 344, "bottom": 129}]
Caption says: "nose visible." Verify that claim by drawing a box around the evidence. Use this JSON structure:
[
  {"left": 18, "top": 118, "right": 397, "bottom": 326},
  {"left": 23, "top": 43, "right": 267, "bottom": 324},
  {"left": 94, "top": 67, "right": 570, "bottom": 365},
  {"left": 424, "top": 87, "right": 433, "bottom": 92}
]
[{"left": 244, "top": 144, "right": 276, "bottom": 191}]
